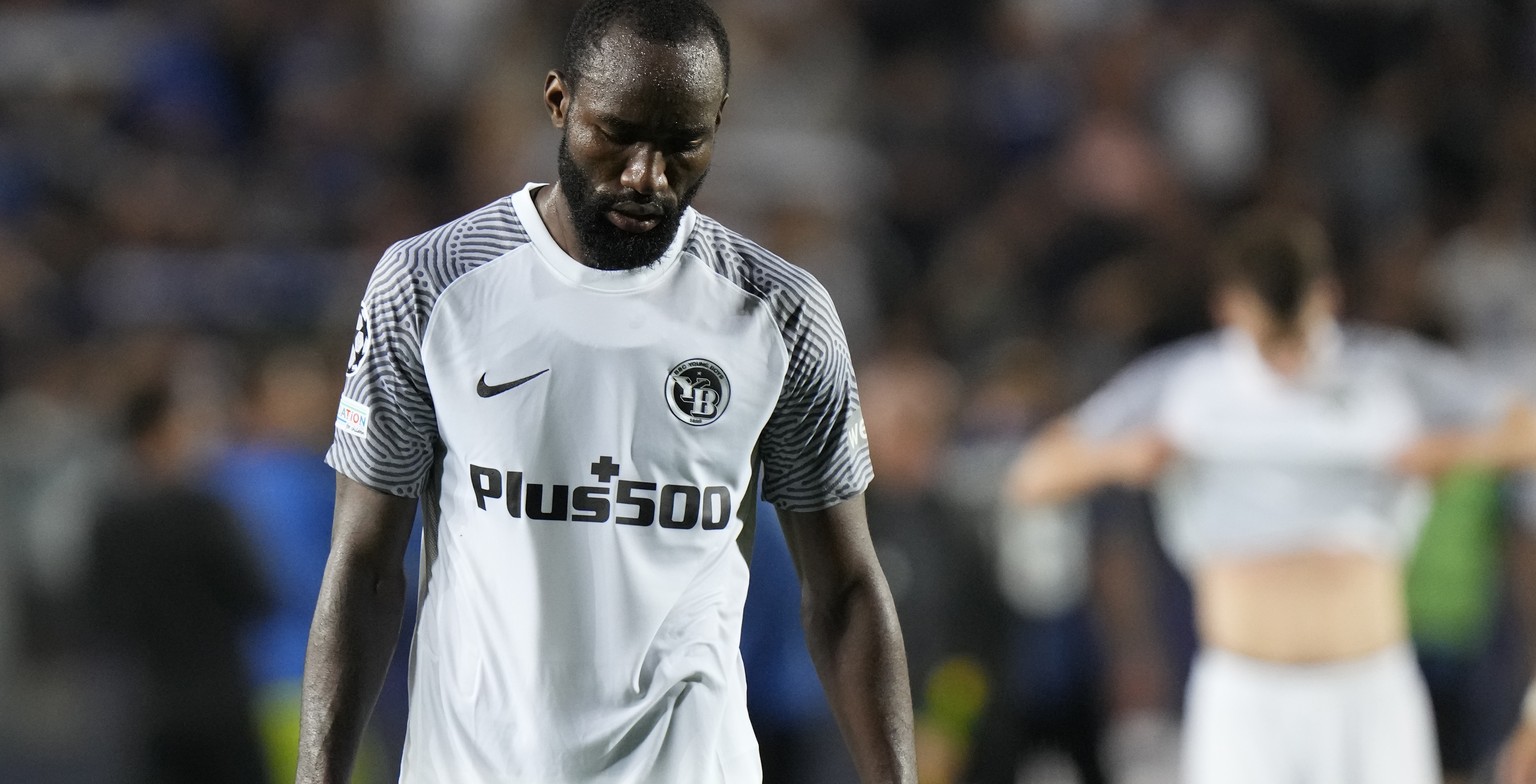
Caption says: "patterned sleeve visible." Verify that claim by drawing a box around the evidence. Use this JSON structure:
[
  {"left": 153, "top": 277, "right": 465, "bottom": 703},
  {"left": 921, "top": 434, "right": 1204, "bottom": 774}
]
[
  {"left": 758, "top": 275, "right": 873, "bottom": 512},
  {"left": 324, "top": 243, "right": 440, "bottom": 497},
  {"left": 1074, "top": 339, "right": 1200, "bottom": 441},
  {"left": 1390, "top": 332, "right": 1511, "bottom": 429}
]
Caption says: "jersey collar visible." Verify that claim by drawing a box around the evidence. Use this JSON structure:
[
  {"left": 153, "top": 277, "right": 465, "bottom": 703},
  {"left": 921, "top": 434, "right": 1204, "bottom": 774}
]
[
  {"left": 1221, "top": 319, "right": 1344, "bottom": 389},
  {"left": 513, "top": 183, "right": 695, "bottom": 292}
]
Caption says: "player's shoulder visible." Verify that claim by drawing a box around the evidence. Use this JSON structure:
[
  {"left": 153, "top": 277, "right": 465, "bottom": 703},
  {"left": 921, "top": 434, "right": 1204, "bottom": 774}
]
[
  {"left": 1126, "top": 331, "right": 1223, "bottom": 380},
  {"left": 1091, "top": 331, "right": 1224, "bottom": 401},
  {"left": 1337, "top": 322, "right": 1451, "bottom": 365},
  {"left": 683, "top": 211, "right": 835, "bottom": 316},
  {"left": 369, "top": 195, "right": 531, "bottom": 300}
]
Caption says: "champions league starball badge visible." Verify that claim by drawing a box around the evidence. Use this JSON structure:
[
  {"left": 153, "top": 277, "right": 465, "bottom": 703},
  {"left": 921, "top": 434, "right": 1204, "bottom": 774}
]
[
  {"left": 346, "top": 310, "right": 371, "bottom": 376},
  {"left": 666, "top": 358, "right": 730, "bottom": 426}
]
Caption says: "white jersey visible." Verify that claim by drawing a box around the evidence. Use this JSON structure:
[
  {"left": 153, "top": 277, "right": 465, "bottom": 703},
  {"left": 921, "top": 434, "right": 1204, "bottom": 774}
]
[
  {"left": 326, "top": 183, "right": 872, "bottom": 784},
  {"left": 1075, "top": 324, "right": 1508, "bottom": 570}
]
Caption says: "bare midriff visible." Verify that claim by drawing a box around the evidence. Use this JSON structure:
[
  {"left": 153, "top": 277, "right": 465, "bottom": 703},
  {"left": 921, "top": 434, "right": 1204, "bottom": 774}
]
[{"left": 1195, "top": 550, "right": 1406, "bottom": 663}]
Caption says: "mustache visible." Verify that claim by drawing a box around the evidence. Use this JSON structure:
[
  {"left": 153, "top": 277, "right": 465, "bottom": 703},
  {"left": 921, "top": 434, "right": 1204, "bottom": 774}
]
[{"left": 590, "top": 191, "right": 676, "bottom": 216}]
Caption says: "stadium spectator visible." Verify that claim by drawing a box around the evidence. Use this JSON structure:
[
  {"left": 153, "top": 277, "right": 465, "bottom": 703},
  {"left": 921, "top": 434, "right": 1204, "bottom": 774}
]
[
  {"left": 208, "top": 344, "right": 403, "bottom": 783},
  {"left": 86, "top": 383, "right": 271, "bottom": 784}
]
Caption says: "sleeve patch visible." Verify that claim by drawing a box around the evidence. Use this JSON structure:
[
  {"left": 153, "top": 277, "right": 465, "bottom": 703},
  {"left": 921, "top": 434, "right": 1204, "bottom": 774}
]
[
  {"left": 345, "top": 310, "right": 371, "bottom": 376},
  {"left": 336, "top": 395, "right": 371, "bottom": 438},
  {"left": 848, "top": 414, "right": 868, "bottom": 451}
]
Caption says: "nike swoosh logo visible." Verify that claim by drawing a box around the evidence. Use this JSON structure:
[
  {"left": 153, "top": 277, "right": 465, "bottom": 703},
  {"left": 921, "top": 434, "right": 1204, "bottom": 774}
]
[{"left": 476, "top": 368, "right": 549, "bottom": 398}]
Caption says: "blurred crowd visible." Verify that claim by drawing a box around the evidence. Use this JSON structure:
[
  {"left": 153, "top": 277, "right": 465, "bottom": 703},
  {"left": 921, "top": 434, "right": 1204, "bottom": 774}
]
[{"left": 5, "top": 0, "right": 1536, "bottom": 782}]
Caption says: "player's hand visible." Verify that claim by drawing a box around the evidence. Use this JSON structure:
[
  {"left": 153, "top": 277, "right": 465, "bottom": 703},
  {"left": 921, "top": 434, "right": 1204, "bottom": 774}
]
[
  {"left": 1109, "top": 431, "right": 1174, "bottom": 487},
  {"left": 1391, "top": 434, "right": 1480, "bottom": 477},
  {"left": 1500, "top": 721, "right": 1536, "bottom": 784}
]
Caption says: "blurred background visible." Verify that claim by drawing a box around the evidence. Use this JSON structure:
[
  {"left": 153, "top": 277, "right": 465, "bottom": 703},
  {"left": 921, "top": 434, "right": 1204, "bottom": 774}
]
[{"left": 4, "top": 0, "right": 1536, "bottom": 782}]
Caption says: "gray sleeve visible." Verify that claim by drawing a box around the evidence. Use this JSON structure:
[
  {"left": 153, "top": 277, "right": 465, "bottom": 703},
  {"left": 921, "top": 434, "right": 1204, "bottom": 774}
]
[
  {"left": 1390, "top": 333, "right": 1511, "bottom": 429},
  {"left": 758, "top": 275, "right": 874, "bottom": 512},
  {"left": 1074, "top": 341, "right": 1195, "bottom": 441},
  {"left": 324, "top": 244, "right": 440, "bottom": 497}
]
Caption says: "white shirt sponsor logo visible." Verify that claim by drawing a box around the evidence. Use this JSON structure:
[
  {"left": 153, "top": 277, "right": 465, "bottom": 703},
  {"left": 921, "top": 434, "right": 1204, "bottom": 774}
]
[{"left": 336, "top": 395, "right": 370, "bottom": 437}]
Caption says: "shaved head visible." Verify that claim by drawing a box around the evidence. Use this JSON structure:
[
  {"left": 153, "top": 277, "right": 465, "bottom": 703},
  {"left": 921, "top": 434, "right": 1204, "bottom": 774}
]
[{"left": 561, "top": 0, "right": 731, "bottom": 94}]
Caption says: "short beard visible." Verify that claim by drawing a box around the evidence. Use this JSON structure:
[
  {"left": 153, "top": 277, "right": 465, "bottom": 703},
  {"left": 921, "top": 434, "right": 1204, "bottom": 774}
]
[{"left": 556, "top": 136, "right": 706, "bottom": 271}]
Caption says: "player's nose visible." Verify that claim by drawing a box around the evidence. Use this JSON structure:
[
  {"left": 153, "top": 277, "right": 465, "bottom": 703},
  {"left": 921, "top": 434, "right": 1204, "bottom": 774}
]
[{"left": 619, "top": 145, "right": 668, "bottom": 196}]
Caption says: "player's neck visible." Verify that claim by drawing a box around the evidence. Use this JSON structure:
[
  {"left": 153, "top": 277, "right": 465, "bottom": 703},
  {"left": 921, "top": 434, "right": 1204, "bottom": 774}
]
[{"left": 534, "top": 183, "right": 586, "bottom": 264}]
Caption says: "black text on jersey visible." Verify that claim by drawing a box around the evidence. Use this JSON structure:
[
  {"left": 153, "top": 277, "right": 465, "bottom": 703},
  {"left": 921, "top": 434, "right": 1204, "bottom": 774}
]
[{"left": 469, "top": 456, "right": 731, "bottom": 530}]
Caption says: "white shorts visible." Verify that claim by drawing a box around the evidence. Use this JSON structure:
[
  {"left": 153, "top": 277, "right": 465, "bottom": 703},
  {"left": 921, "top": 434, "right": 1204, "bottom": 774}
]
[{"left": 1182, "top": 644, "right": 1441, "bottom": 784}]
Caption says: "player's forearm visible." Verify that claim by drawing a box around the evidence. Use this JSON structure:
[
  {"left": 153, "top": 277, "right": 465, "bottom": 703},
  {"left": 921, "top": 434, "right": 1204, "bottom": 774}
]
[
  {"left": 802, "top": 571, "right": 917, "bottom": 784},
  {"left": 1397, "top": 432, "right": 1536, "bottom": 476},
  {"left": 294, "top": 548, "right": 408, "bottom": 784},
  {"left": 1502, "top": 681, "right": 1536, "bottom": 784},
  {"left": 1010, "top": 445, "right": 1103, "bottom": 504},
  {"left": 1486, "top": 405, "right": 1536, "bottom": 469},
  {"left": 1008, "top": 424, "right": 1129, "bottom": 504},
  {"left": 1398, "top": 404, "right": 1536, "bottom": 476}
]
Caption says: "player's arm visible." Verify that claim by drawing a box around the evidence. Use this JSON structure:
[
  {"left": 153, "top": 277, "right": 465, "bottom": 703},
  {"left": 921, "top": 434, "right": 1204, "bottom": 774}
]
[
  {"left": 294, "top": 474, "right": 417, "bottom": 784},
  {"left": 1391, "top": 334, "right": 1536, "bottom": 477},
  {"left": 1004, "top": 417, "right": 1173, "bottom": 505},
  {"left": 1006, "top": 341, "right": 1186, "bottom": 505},
  {"left": 1501, "top": 679, "right": 1536, "bottom": 784},
  {"left": 1394, "top": 401, "right": 1536, "bottom": 477},
  {"left": 778, "top": 493, "right": 917, "bottom": 784}
]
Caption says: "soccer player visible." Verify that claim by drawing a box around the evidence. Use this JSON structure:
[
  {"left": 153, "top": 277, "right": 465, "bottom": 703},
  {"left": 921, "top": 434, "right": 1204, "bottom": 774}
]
[
  {"left": 1006, "top": 212, "right": 1536, "bottom": 784},
  {"left": 293, "top": 2, "right": 916, "bottom": 782}
]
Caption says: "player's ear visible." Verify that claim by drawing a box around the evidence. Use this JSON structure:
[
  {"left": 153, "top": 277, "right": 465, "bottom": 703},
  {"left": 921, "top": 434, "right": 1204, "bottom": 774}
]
[{"left": 545, "top": 71, "right": 571, "bottom": 129}]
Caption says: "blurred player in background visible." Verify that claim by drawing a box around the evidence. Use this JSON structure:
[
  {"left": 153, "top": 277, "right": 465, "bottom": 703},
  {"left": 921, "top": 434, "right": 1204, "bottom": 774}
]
[
  {"left": 1007, "top": 211, "right": 1536, "bottom": 784},
  {"left": 294, "top": 1, "right": 915, "bottom": 782}
]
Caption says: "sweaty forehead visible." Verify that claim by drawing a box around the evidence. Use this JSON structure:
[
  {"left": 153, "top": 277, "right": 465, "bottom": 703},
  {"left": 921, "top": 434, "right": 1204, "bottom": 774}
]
[{"left": 575, "top": 26, "right": 726, "bottom": 110}]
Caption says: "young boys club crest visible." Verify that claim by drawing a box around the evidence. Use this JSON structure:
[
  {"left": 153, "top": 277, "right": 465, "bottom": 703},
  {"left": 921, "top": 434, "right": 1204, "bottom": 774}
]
[{"left": 666, "top": 359, "right": 730, "bottom": 426}]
